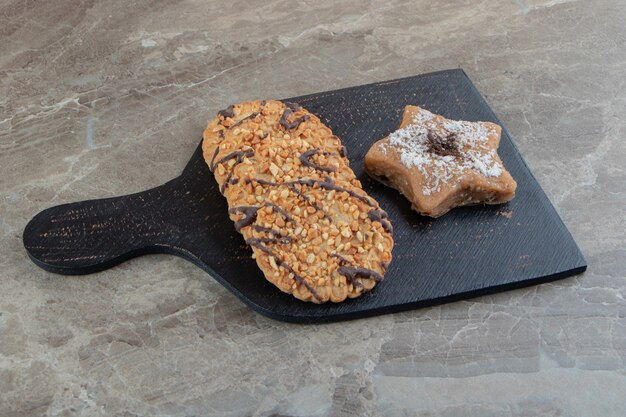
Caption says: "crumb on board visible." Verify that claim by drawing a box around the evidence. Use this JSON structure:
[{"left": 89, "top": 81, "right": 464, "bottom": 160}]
[{"left": 497, "top": 210, "right": 513, "bottom": 219}]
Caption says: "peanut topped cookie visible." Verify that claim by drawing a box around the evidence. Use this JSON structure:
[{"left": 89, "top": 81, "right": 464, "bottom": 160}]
[
  {"left": 364, "top": 105, "right": 517, "bottom": 218},
  {"left": 203, "top": 100, "right": 394, "bottom": 303}
]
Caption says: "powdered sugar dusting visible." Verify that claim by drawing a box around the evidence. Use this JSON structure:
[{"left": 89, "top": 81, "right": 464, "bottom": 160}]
[{"left": 387, "top": 107, "right": 503, "bottom": 196}]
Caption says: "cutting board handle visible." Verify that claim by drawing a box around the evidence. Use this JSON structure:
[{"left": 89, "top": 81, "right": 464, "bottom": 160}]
[
  {"left": 22, "top": 141, "right": 219, "bottom": 275},
  {"left": 22, "top": 176, "right": 192, "bottom": 274}
]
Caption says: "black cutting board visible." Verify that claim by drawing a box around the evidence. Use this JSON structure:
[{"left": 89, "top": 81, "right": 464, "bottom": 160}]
[{"left": 23, "top": 69, "right": 587, "bottom": 323}]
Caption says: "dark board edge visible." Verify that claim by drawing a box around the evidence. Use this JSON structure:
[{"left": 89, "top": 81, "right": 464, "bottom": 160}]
[
  {"left": 288, "top": 68, "right": 468, "bottom": 104},
  {"left": 257, "top": 264, "right": 588, "bottom": 324}
]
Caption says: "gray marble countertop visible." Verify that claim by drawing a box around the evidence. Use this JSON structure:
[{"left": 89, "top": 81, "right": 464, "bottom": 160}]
[{"left": 1, "top": 1, "right": 625, "bottom": 416}]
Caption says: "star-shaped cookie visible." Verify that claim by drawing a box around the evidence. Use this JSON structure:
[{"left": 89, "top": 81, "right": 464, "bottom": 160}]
[{"left": 364, "top": 105, "right": 517, "bottom": 218}]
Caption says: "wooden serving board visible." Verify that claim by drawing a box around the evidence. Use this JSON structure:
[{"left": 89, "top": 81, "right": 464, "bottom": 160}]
[{"left": 23, "top": 69, "right": 587, "bottom": 323}]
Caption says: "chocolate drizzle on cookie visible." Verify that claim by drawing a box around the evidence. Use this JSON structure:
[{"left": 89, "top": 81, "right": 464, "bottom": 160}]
[
  {"left": 214, "top": 149, "right": 255, "bottom": 193},
  {"left": 229, "top": 202, "right": 294, "bottom": 232},
  {"left": 338, "top": 265, "right": 384, "bottom": 283},
  {"left": 232, "top": 111, "right": 260, "bottom": 128},
  {"left": 284, "top": 102, "right": 301, "bottom": 112},
  {"left": 367, "top": 209, "right": 393, "bottom": 235},
  {"left": 221, "top": 172, "right": 243, "bottom": 193},
  {"left": 218, "top": 105, "right": 235, "bottom": 119},
  {"left": 330, "top": 253, "right": 384, "bottom": 288},
  {"left": 299, "top": 149, "right": 337, "bottom": 173},
  {"left": 426, "top": 132, "right": 462, "bottom": 158},
  {"left": 251, "top": 225, "right": 289, "bottom": 237},
  {"left": 246, "top": 176, "right": 376, "bottom": 209},
  {"left": 247, "top": 240, "right": 322, "bottom": 302},
  {"left": 208, "top": 147, "right": 220, "bottom": 172},
  {"left": 280, "top": 107, "right": 310, "bottom": 130},
  {"left": 214, "top": 149, "right": 254, "bottom": 167},
  {"left": 317, "top": 176, "right": 375, "bottom": 207},
  {"left": 220, "top": 171, "right": 234, "bottom": 193},
  {"left": 263, "top": 202, "right": 295, "bottom": 224},
  {"left": 228, "top": 206, "right": 261, "bottom": 232},
  {"left": 246, "top": 236, "right": 292, "bottom": 245},
  {"left": 244, "top": 178, "right": 331, "bottom": 219},
  {"left": 288, "top": 184, "right": 330, "bottom": 219}
]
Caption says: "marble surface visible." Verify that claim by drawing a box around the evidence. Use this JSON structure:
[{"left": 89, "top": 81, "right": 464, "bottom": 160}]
[{"left": 1, "top": 0, "right": 625, "bottom": 415}]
